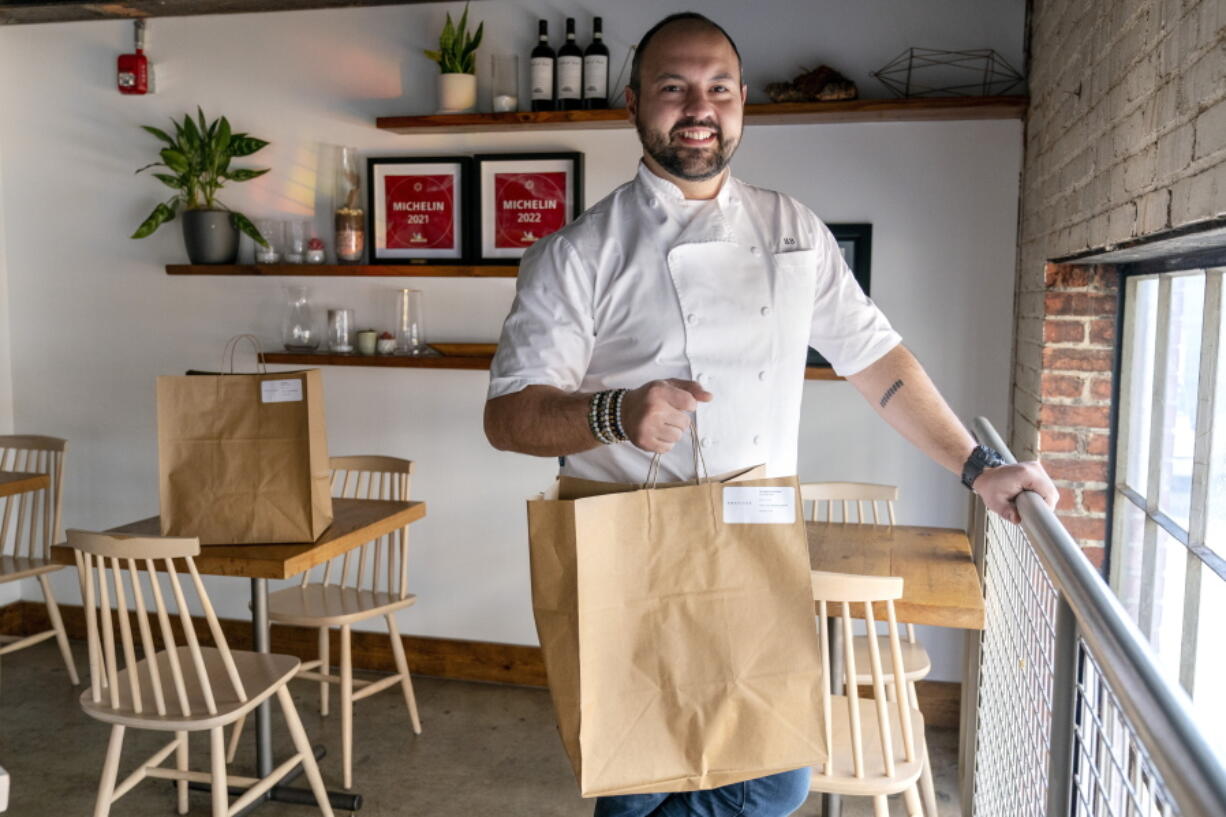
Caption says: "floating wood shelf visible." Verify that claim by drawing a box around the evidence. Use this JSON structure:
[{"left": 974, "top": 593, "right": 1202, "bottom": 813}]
[
  {"left": 0, "top": 0, "right": 431, "bottom": 26},
  {"left": 165, "top": 264, "right": 517, "bottom": 278},
  {"left": 266, "top": 346, "right": 844, "bottom": 380},
  {"left": 377, "top": 96, "right": 1027, "bottom": 134}
]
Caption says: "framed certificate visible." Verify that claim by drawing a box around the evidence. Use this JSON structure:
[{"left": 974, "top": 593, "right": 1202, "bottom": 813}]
[
  {"left": 368, "top": 156, "right": 471, "bottom": 264},
  {"left": 473, "top": 153, "right": 584, "bottom": 263}
]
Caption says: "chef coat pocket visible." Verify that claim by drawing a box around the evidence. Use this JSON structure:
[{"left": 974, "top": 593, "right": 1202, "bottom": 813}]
[{"left": 771, "top": 251, "right": 819, "bottom": 351}]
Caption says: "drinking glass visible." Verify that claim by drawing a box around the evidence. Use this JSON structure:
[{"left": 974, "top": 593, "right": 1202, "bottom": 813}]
[
  {"left": 285, "top": 219, "right": 309, "bottom": 263},
  {"left": 328, "top": 308, "right": 355, "bottom": 353},
  {"left": 491, "top": 54, "right": 519, "bottom": 112},
  {"left": 254, "top": 219, "right": 284, "bottom": 263},
  {"left": 394, "top": 289, "right": 426, "bottom": 355}
]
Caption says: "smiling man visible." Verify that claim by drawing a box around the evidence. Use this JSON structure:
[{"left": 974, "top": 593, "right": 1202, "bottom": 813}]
[{"left": 485, "top": 12, "right": 1056, "bottom": 817}]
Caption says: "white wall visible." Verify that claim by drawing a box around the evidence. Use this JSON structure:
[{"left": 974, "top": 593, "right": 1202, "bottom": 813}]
[{"left": 0, "top": 0, "right": 1023, "bottom": 682}]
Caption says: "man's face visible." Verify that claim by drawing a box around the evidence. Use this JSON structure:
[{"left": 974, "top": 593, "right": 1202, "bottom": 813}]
[{"left": 627, "top": 24, "right": 747, "bottom": 183}]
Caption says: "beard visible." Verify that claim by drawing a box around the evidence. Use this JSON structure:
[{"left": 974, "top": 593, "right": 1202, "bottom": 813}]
[{"left": 637, "top": 116, "right": 740, "bottom": 181}]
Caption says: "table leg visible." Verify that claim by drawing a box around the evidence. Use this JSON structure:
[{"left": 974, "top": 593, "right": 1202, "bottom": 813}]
[
  {"left": 252, "top": 578, "right": 273, "bottom": 779},
  {"left": 821, "top": 616, "right": 843, "bottom": 817}
]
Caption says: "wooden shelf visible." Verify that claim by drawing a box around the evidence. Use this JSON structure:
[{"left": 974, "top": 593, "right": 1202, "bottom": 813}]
[
  {"left": 0, "top": 0, "right": 431, "bottom": 26},
  {"left": 166, "top": 264, "right": 517, "bottom": 277},
  {"left": 266, "top": 347, "right": 843, "bottom": 380},
  {"left": 377, "top": 96, "right": 1027, "bottom": 134}
]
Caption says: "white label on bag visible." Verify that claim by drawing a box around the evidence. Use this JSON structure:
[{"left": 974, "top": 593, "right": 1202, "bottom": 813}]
[
  {"left": 723, "top": 486, "right": 796, "bottom": 524},
  {"left": 260, "top": 379, "right": 303, "bottom": 403}
]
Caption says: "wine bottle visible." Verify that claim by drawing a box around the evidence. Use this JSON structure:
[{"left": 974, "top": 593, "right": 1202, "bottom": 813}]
[
  {"left": 557, "top": 17, "right": 582, "bottom": 111},
  {"left": 530, "top": 20, "right": 556, "bottom": 112},
  {"left": 583, "top": 17, "right": 609, "bottom": 109}
]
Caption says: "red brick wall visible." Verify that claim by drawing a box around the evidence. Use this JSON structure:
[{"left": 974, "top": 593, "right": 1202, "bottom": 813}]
[{"left": 1036, "top": 263, "right": 1118, "bottom": 567}]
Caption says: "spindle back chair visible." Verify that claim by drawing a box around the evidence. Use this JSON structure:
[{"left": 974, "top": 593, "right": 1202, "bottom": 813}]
[
  {"left": 0, "top": 435, "right": 77, "bottom": 686},
  {"left": 69, "top": 529, "right": 334, "bottom": 817},
  {"left": 809, "top": 570, "right": 927, "bottom": 816},
  {"left": 228, "top": 455, "right": 422, "bottom": 790}
]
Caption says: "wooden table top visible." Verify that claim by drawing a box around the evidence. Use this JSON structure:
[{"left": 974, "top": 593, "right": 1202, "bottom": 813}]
[
  {"left": 0, "top": 472, "right": 48, "bottom": 499},
  {"left": 807, "top": 522, "right": 984, "bottom": 630},
  {"left": 51, "top": 497, "right": 427, "bottom": 580}
]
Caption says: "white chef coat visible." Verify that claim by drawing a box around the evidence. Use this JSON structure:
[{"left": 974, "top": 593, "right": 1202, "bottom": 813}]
[{"left": 488, "top": 162, "right": 901, "bottom": 483}]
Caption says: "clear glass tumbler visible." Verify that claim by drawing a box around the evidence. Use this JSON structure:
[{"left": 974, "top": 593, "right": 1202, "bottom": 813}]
[
  {"left": 491, "top": 54, "right": 519, "bottom": 112},
  {"left": 328, "top": 308, "right": 355, "bottom": 353},
  {"left": 254, "top": 219, "right": 284, "bottom": 264},
  {"left": 394, "top": 289, "right": 426, "bottom": 355}
]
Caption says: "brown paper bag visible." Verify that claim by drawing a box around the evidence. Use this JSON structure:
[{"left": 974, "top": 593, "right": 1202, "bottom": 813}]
[
  {"left": 156, "top": 337, "right": 332, "bottom": 545},
  {"left": 527, "top": 462, "right": 826, "bottom": 797}
]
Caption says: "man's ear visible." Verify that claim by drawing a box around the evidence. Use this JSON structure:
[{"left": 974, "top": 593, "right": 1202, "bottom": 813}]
[
  {"left": 740, "top": 83, "right": 748, "bottom": 104},
  {"left": 625, "top": 86, "right": 638, "bottom": 124}
]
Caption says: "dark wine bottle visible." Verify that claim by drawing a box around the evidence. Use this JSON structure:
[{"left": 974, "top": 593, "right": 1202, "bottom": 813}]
[
  {"left": 557, "top": 17, "right": 583, "bottom": 111},
  {"left": 583, "top": 17, "right": 609, "bottom": 109},
  {"left": 530, "top": 20, "right": 556, "bottom": 112}
]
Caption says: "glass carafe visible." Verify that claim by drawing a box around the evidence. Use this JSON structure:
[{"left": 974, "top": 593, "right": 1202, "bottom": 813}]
[
  {"left": 282, "top": 286, "right": 320, "bottom": 352},
  {"left": 335, "top": 146, "right": 365, "bottom": 264}
]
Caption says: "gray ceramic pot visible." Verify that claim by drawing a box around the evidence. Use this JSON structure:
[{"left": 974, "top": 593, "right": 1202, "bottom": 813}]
[{"left": 182, "top": 209, "right": 239, "bottom": 264}]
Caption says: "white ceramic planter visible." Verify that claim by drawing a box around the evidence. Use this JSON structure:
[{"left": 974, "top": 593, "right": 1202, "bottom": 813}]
[{"left": 438, "top": 73, "right": 477, "bottom": 113}]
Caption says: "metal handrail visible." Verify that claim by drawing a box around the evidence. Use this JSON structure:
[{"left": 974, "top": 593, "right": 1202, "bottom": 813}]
[{"left": 973, "top": 416, "right": 1226, "bottom": 817}]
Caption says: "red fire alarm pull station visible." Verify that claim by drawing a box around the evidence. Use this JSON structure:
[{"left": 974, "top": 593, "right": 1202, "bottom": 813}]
[{"left": 117, "top": 19, "right": 149, "bottom": 95}]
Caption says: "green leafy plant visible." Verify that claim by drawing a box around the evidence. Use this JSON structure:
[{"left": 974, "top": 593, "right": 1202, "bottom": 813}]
[
  {"left": 423, "top": 3, "right": 484, "bottom": 74},
  {"left": 131, "top": 108, "right": 270, "bottom": 246}
]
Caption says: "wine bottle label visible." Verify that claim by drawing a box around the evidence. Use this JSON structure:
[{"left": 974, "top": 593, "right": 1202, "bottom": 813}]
[
  {"left": 530, "top": 57, "right": 554, "bottom": 100},
  {"left": 583, "top": 55, "right": 608, "bottom": 98},
  {"left": 557, "top": 56, "right": 582, "bottom": 99}
]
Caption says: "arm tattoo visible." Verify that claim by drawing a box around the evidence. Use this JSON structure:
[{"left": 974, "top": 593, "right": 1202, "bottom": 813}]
[{"left": 879, "top": 379, "right": 904, "bottom": 409}]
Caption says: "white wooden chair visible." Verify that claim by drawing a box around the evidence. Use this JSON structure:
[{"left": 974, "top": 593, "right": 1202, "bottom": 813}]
[
  {"left": 67, "top": 529, "right": 334, "bottom": 817},
  {"left": 801, "top": 482, "right": 936, "bottom": 815},
  {"left": 228, "top": 456, "right": 421, "bottom": 790},
  {"left": 809, "top": 570, "right": 929, "bottom": 816},
  {"left": 0, "top": 435, "right": 77, "bottom": 688}
]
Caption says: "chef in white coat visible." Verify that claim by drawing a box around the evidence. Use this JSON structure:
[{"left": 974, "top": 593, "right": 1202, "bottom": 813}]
[{"left": 485, "top": 12, "right": 1057, "bottom": 817}]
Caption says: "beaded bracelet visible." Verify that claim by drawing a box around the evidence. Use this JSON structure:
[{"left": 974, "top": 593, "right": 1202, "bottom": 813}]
[
  {"left": 588, "top": 389, "right": 630, "bottom": 445},
  {"left": 611, "top": 388, "right": 629, "bottom": 442},
  {"left": 588, "top": 390, "right": 614, "bottom": 444}
]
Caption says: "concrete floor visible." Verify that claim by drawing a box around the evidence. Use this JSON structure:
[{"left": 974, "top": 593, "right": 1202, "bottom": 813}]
[{"left": 0, "top": 642, "right": 961, "bottom": 816}]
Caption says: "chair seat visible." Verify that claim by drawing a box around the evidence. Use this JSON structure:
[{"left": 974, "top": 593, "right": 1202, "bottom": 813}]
[
  {"left": 809, "top": 694, "right": 926, "bottom": 796},
  {"left": 850, "top": 636, "right": 932, "bottom": 684},
  {"left": 0, "top": 555, "right": 63, "bottom": 583},
  {"left": 267, "top": 584, "right": 418, "bottom": 627},
  {"left": 80, "top": 646, "right": 299, "bottom": 731}
]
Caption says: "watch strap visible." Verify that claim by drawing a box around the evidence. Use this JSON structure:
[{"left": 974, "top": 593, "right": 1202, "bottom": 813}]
[{"left": 962, "top": 444, "right": 1004, "bottom": 490}]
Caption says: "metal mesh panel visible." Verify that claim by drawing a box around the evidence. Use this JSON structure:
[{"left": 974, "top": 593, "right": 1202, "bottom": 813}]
[
  {"left": 1071, "top": 642, "right": 1178, "bottom": 817},
  {"left": 972, "top": 512, "right": 1059, "bottom": 817}
]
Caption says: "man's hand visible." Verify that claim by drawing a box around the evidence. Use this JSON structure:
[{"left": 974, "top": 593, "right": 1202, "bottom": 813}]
[
  {"left": 620, "top": 379, "right": 714, "bottom": 454},
  {"left": 973, "top": 461, "right": 1059, "bottom": 524}
]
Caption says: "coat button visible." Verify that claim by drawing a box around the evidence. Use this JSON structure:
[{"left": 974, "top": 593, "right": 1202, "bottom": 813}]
[
  {"left": 649, "top": 198, "right": 659, "bottom": 208},
  {"left": 686, "top": 313, "right": 698, "bottom": 325},
  {"left": 695, "top": 372, "right": 708, "bottom": 385},
  {"left": 701, "top": 436, "right": 712, "bottom": 448},
  {"left": 758, "top": 371, "right": 767, "bottom": 381},
  {"left": 750, "top": 246, "right": 761, "bottom": 256},
  {"left": 760, "top": 306, "right": 772, "bottom": 316},
  {"left": 752, "top": 435, "right": 761, "bottom": 446}
]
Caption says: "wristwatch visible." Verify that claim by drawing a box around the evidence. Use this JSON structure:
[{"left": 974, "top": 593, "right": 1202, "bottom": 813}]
[{"left": 961, "top": 444, "right": 1005, "bottom": 490}]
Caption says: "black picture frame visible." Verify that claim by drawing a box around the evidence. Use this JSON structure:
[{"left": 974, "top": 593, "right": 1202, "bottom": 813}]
[
  {"left": 472, "top": 152, "right": 584, "bottom": 264},
  {"left": 807, "top": 223, "right": 874, "bottom": 368},
  {"left": 367, "top": 156, "right": 473, "bottom": 265}
]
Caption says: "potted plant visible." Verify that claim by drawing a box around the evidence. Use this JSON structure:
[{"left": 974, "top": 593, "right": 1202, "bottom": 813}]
[
  {"left": 423, "top": 3, "right": 484, "bottom": 113},
  {"left": 131, "top": 108, "right": 270, "bottom": 264}
]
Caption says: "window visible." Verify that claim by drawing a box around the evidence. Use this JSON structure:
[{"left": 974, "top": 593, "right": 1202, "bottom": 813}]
[{"left": 1111, "top": 266, "right": 1225, "bottom": 761}]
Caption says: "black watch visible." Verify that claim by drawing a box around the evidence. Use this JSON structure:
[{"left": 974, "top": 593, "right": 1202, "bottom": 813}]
[{"left": 961, "top": 444, "right": 1004, "bottom": 490}]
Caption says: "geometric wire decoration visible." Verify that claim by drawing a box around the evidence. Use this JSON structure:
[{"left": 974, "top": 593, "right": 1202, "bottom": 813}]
[{"left": 873, "top": 48, "right": 1025, "bottom": 97}]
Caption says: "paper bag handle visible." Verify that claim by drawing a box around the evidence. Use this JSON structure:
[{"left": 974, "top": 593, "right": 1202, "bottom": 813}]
[
  {"left": 643, "top": 422, "right": 709, "bottom": 489},
  {"left": 221, "top": 334, "right": 268, "bottom": 374}
]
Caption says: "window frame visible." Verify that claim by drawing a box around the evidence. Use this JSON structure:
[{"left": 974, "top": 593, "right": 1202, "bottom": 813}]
[{"left": 1109, "top": 259, "right": 1225, "bottom": 693}]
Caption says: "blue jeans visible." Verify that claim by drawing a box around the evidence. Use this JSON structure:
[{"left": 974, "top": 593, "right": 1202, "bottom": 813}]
[{"left": 593, "top": 768, "right": 812, "bottom": 817}]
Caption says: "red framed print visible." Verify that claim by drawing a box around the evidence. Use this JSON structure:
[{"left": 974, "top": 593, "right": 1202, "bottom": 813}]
[
  {"left": 473, "top": 153, "right": 584, "bottom": 263},
  {"left": 368, "top": 156, "right": 471, "bottom": 264}
]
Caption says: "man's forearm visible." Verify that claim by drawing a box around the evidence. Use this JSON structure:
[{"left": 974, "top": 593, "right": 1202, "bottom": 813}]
[
  {"left": 484, "top": 385, "right": 602, "bottom": 457},
  {"left": 845, "top": 344, "right": 976, "bottom": 475}
]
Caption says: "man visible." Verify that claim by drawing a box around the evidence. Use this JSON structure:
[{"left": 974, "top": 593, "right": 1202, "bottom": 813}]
[{"left": 485, "top": 12, "right": 1057, "bottom": 817}]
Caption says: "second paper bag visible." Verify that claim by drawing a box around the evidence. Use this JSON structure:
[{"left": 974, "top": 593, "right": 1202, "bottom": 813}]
[{"left": 528, "top": 468, "right": 826, "bottom": 798}]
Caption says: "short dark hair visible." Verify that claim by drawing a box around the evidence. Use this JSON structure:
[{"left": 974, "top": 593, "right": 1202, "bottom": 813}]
[{"left": 628, "top": 12, "right": 743, "bottom": 93}]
